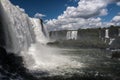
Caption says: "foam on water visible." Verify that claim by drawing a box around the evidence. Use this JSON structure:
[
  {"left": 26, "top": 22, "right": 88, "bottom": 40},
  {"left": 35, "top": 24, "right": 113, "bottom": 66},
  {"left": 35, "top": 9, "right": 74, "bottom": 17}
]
[
  {"left": 31, "top": 18, "right": 49, "bottom": 44},
  {"left": 21, "top": 43, "right": 83, "bottom": 76},
  {"left": 22, "top": 18, "right": 83, "bottom": 76}
]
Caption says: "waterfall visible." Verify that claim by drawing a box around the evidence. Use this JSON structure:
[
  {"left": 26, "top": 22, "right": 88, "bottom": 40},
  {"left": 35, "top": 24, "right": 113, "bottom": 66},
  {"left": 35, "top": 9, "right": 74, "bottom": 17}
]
[
  {"left": 0, "top": 0, "right": 82, "bottom": 76},
  {"left": 66, "top": 31, "right": 71, "bottom": 40},
  {"left": 30, "top": 18, "right": 48, "bottom": 44},
  {"left": 0, "top": 0, "right": 35, "bottom": 53},
  {"left": 109, "top": 38, "right": 115, "bottom": 45},
  {"left": 66, "top": 31, "right": 78, "bottom": 40},
  {"left": 105, "top": 29, "right": 109, "bottom": 38},
  {"left": 71, "top": 31, "right": 78, "bottom": 40}
]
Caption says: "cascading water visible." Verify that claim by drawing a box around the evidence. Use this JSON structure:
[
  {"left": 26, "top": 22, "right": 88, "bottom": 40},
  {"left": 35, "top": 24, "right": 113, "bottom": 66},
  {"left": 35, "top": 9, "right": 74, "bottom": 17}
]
[
  {"left": 24, "top": 20, "right": 82, "bottom": 75},
  {"left": 66, "top": 31, "right": 71, "bottom": 40},
  {"left": 0, "top": 0, "right": 35, "bottom": 53},
  {"left": 109, "top": 38, "right": 115, "bottom": 45},
  {"left": 0, "top": 0, "right": 82, "bottom": 78},
  {"left": 105, "top": 29, "right": 109, "bottom": 38},
  {"left": 72, "top": 31, "right": 78, "bottom": 40},
  {"left": 30, "top": 18, "right": 48, "bottom": 44},
  {"left": 66, "top": 31, "right": 78, "bottom": 40},
  {"left": 1, "top": 0, "right": 120, "bottom": 79},
  {"left": 104, "top": 29, "right": 109, "bottom": 43}
]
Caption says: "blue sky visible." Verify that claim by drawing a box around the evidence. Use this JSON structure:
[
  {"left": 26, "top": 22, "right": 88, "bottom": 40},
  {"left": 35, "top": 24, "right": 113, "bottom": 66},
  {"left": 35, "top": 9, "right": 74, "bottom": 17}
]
[
  {"left": 10, "top": 0, "right": 78, "bottom": 20},
  {"left": 101, "top": 3, "right": 120, "bottom": 22},
  {"left": 10, "top": 0, "right": 120, "bottom": 30}
]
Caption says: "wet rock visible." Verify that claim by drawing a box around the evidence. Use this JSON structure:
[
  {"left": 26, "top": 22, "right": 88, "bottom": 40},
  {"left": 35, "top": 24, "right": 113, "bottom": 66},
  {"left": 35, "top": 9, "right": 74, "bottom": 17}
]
[
  {"left": 0, "top": 47, "right": 38, "bottom": 80},
  {"left": 111, "top": 50, "right": 120, "bottom": 59}
]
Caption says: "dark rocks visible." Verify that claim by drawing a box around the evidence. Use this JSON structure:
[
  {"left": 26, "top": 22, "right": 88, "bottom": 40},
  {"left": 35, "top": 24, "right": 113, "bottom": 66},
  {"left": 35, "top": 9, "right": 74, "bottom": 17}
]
[
  {"left": 0, "top": 47, "right": 38, "bottom": 80},
  {"left": 39, "top": 74, "right": 113, "bottom": 80},
  {"left": 0, "top": 6, "right": 6, "bottom": 47},
  {"left": 111, "top": 50, "right": 120, "bottom": 59},
  {"left": 110, "top": 37, "right": 120, "bottom": 49}
]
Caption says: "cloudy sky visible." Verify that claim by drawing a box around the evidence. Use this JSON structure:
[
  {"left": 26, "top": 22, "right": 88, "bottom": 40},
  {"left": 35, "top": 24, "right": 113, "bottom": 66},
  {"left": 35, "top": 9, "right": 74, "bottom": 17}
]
[{"left": 10, "top": 0, "right": 120, "bottom": 31}]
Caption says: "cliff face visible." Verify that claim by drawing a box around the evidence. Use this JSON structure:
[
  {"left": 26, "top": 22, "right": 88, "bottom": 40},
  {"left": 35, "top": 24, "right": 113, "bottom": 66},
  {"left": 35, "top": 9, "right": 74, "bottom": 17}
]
[
  {"left": 77, "top": 28, "right": 100, "bottom": 41},
  {"left": 48, "top": 27, "right": 120, "bottom": 49}
]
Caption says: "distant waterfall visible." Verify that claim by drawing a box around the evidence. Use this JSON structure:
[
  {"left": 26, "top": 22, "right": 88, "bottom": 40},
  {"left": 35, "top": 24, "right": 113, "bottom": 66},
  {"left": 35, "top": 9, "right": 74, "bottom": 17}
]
[
  {"left": 66, "top": 31, "right": 78, "bottom": 40},
  {"left": 105, "top": 29, "right": 109, "bottom": 38}
]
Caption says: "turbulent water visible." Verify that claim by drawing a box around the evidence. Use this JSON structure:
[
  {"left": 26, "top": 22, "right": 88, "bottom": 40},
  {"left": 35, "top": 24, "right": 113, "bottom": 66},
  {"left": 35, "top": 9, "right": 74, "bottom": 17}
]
[
  {"left": 0, "top": 0, "right": 35, "bottom": 53},
  {"left": 1, "top": 0, "right": 120, "bottom": 80},
  {"left": 36, "top": 49, "right": 120, "bottom": 80},
  {"left": 0, "top": 0, "right": 82, "bottom": 78},
  {"left": 24, "top": 45, "right": 82, "bottom": 75},
  {"left": 24, "top": 48, "right": 120, "bottom": 79}
]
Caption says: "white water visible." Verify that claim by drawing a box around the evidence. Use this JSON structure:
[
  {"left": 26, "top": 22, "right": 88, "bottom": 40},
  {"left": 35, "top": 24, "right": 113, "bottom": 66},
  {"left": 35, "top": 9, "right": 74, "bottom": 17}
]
[
  {"left": 23, "top": 26, "right": 82, "bottom": 76},
  {"left": 1, "top": 0, "right": 35, "bottom": 53},
  {"left": 1, "top": 0, "right": 83, "bottom": 76},
  {"left": 30, "top": 18, "right": 48, "bottom": 44},
  {"left": 23, "top": 18, "right": 82, "bottom": 76},
  {"left": 24, "top": 45, "right": 83, "bottom": 76},
  {"left": 109, "top": 38, "right": 115, "bottom": 45},
  {"left": 66, "top": 31, "right": 78, "bottom": 40},
  {"left": 105, "top": 29, "right": 109, "bottom": 38}
]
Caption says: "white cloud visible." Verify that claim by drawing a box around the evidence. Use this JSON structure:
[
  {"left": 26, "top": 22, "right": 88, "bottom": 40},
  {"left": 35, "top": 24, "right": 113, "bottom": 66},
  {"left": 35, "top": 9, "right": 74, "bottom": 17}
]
[
  {"left": 117, "top": 2, "right": 120, "bottom": 6},
  {"left": 103, "top": 12, "right": 120, "bottom": 27},
  {"left": 46, "top": 0, "right": 120, "bottom": 31},
  {"left": 34, "top": 13, "right": 46, "bottom": 18},
  {"left": 112, "top": 15, "right": 120, "bottom": 22},
  {"left": 60, "top": 0, "right": 108, "bottom": 19},
  {"left": 77, "top": 0, "right": 108, "bottom": 18},
  {"left": 99, "top": 9, "right": 108, "bottom": 16},
  {"left": 46, "top": 17, "right": 102, "bottom": 31},
  {"left": 16, "top": 5, "right": 25, "bottom": 12},
  {"left": 111, "top": 12, "right": 120, "bottom": 26}
]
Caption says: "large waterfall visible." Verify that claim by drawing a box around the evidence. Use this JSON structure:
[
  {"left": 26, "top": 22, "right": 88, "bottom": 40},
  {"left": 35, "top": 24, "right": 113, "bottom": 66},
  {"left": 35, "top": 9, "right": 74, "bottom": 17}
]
[
  {"left": 0, "top": 0, "right": 35, "bottom": 53},
  {"left": 0, "top": 0, "right": 49, "bottom": 68},
  {"left": 66, "top": 31, "right": 78, "bottom": 40},
  {"left": 0, "top": 0, "right": 82, "bottom": 76}
]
